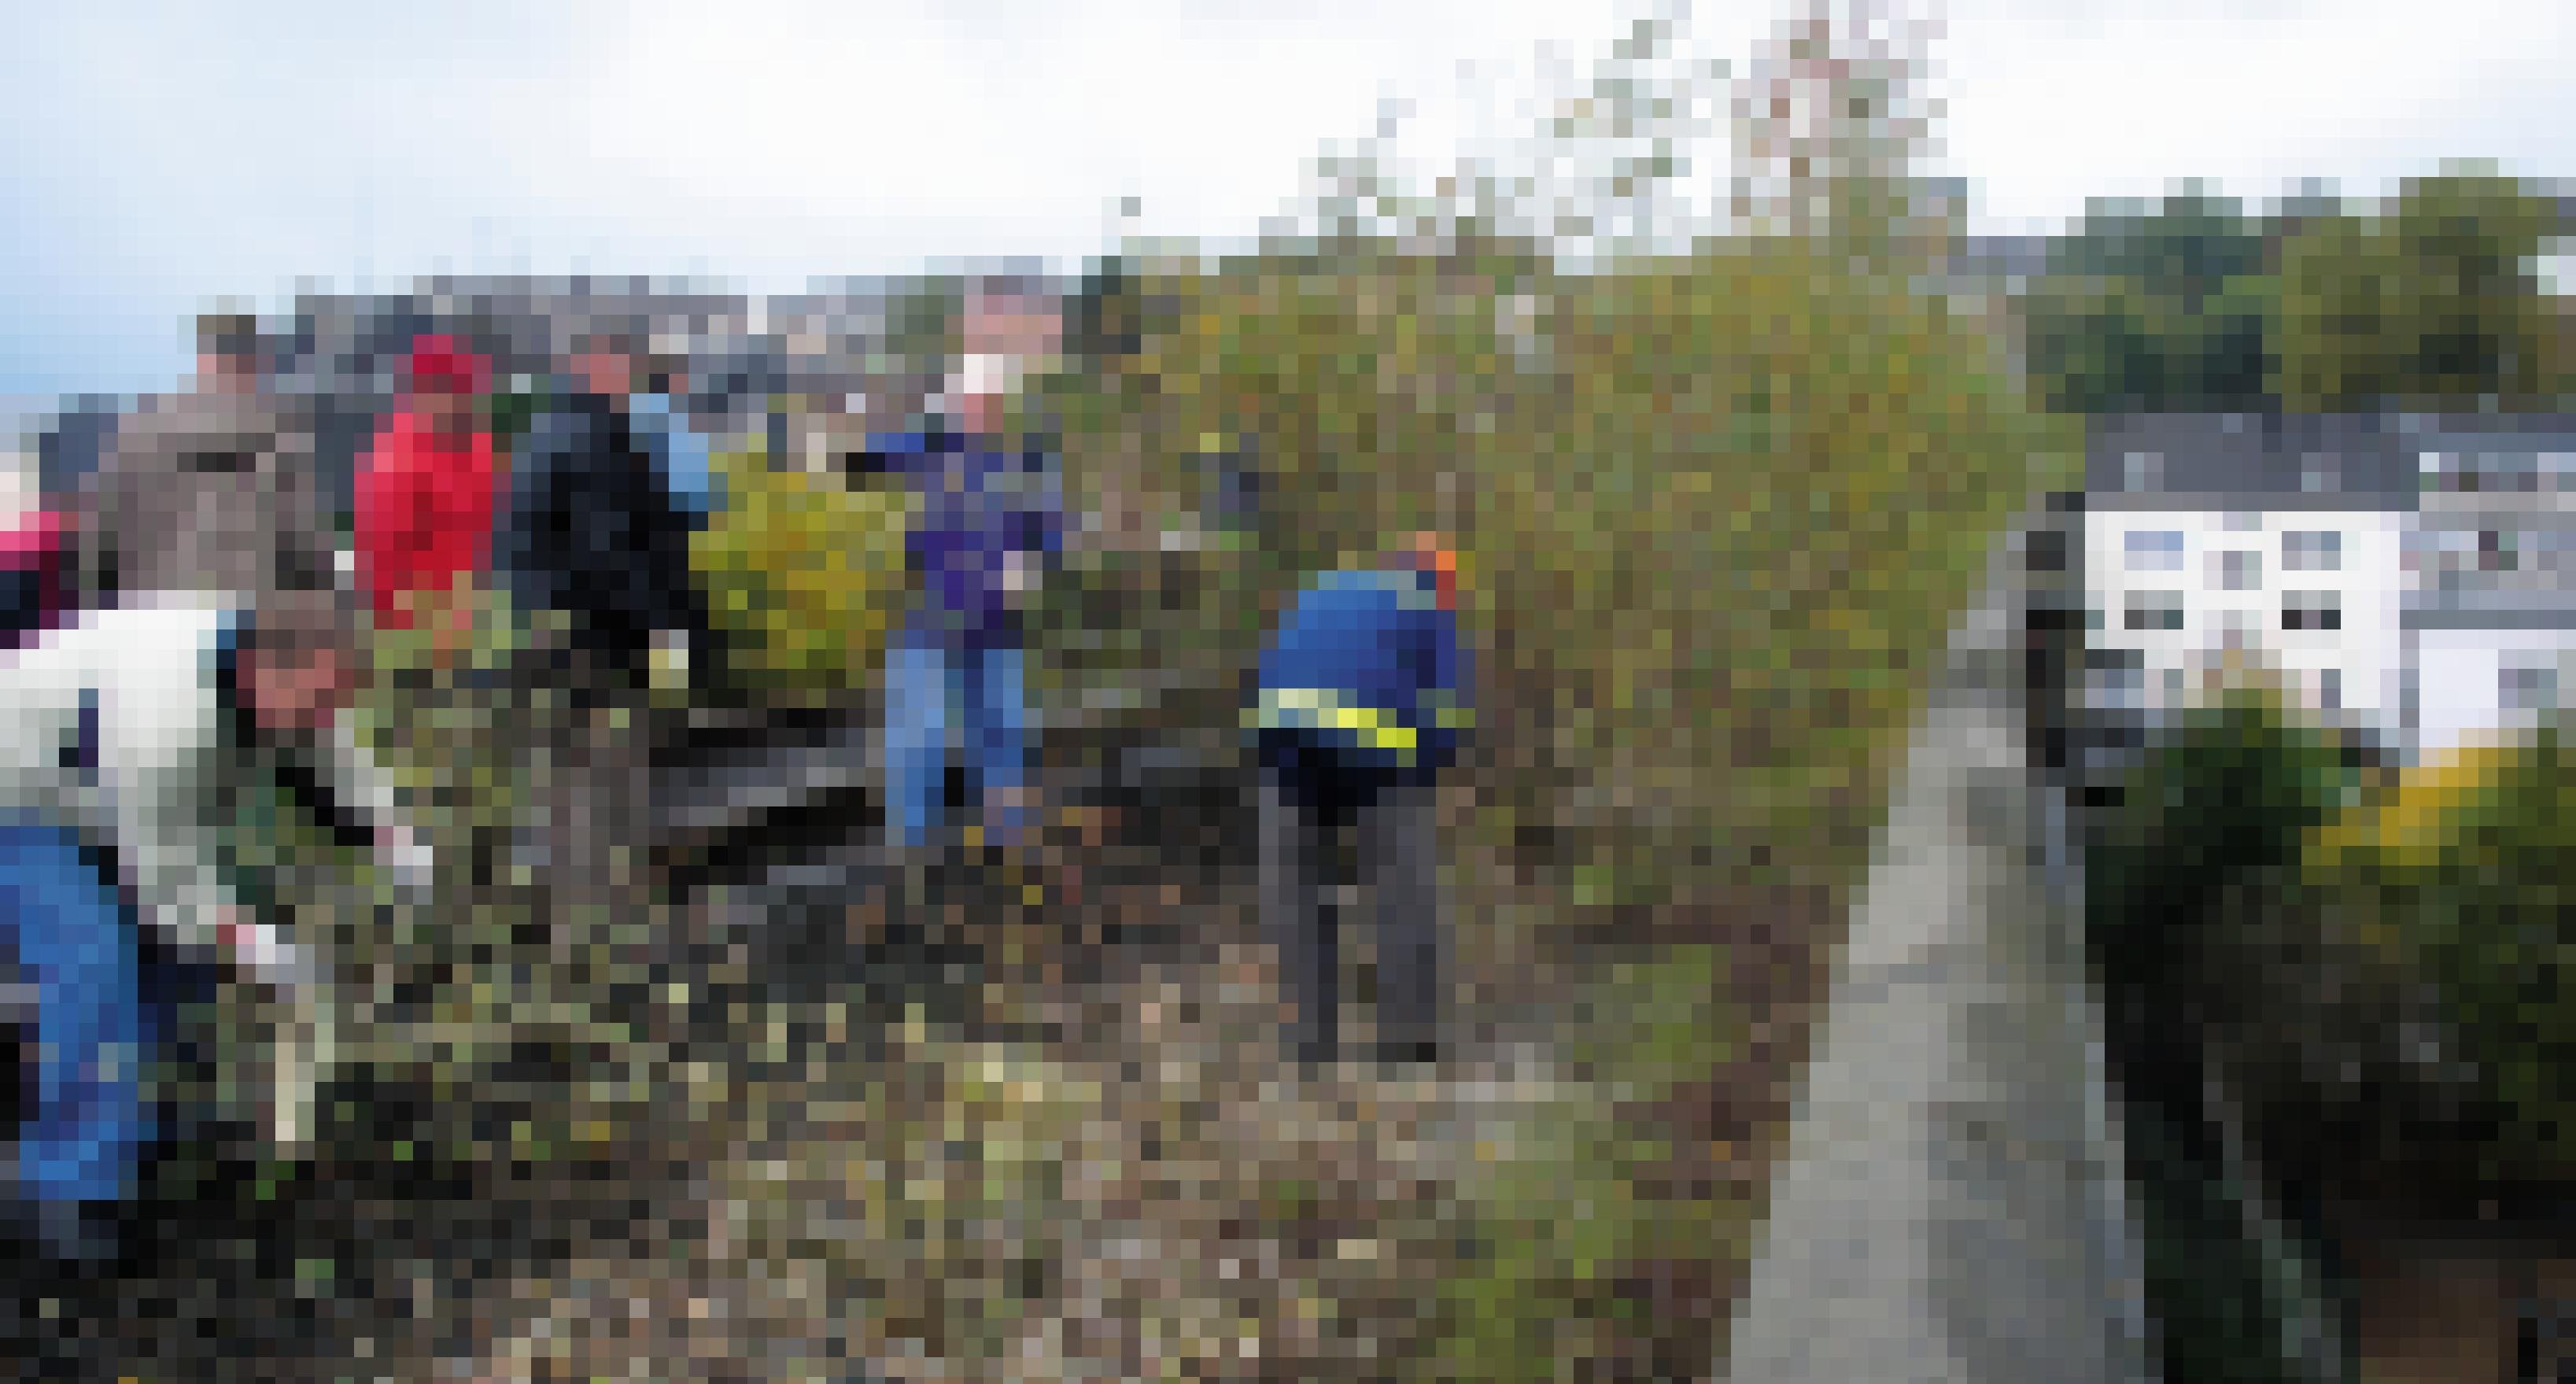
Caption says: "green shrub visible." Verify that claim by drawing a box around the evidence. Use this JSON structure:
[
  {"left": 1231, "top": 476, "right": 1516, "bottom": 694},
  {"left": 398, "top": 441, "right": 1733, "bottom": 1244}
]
[
  {"left": 1042, "top": 243, "right": 2072, "bottom": 930},
  {"left": 690, "top": 445, "right": 913, "bottom": 703},
  {"left": 2312, "top": 723, "right": 2576, "bottom": 1175}
]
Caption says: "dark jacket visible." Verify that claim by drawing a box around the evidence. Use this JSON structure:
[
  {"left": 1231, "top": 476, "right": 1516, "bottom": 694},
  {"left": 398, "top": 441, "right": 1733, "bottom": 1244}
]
[
  {"left": 498, "top": 393, "right": 704, "bottom": 672},
  {"left": 1252, "top": 567, "right": 1473, "bottom": 782}
]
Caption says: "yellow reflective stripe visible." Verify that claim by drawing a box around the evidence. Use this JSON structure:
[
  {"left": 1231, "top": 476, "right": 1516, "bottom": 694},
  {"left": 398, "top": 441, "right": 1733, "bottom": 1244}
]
[{"left": 1256, "top": 687, "right": 1421, "bottom": 756}]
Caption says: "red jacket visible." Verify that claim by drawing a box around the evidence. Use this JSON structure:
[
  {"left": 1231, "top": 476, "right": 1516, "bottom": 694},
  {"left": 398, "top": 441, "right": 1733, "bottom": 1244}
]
[
  {"left": 1, "top": 509, "right": 69, "bottom": 648},
  {"left": 352, "top": 410, "right": 497, "bottom": 629}
]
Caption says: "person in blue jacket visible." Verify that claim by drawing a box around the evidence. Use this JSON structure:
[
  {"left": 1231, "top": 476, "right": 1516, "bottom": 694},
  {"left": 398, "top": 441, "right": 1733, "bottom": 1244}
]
[
  {"left": 1250, "top": 532, "right": 1471, "bottom": 1069},
  {"left": 870, "top": 275, "right": 1067, "bottom": 856},
  {"left": 629, "top": 361, "right": 722, "bottom": 532}
]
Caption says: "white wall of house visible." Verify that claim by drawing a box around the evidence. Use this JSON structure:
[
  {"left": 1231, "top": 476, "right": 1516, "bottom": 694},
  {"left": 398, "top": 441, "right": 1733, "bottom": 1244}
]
[
  {"left": 2411, "top": 627, "right": 2576, "bottom": 760},
  {"left": 2086, "top": 507, "right": 2408, "bottom": 740}
]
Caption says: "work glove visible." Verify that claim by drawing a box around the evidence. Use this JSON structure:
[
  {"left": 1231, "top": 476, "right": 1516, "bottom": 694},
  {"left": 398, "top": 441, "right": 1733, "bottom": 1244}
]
[
  {"left": 220, "top": 907, "right": 319, "bottom": 992},
  {"left": 378, "top": 822, "right": 436, "bottom": 903},
  {"left": 1000, "top": 549, "right": 1041, "bottom": 614}
]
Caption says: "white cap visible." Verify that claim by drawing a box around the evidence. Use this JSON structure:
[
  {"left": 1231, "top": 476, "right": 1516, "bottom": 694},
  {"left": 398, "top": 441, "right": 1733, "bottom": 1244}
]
[{"left": 953, "top": 352, "right": 1028, "bottom": 400}]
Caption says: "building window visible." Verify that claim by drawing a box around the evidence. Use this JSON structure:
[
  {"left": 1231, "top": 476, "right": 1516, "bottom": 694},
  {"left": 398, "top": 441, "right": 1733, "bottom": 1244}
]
[
  {"left": 2124, "top": 590, "right": 2185, "bottom": 632},
  {"left": 2087, "top": 648, "right": 2146, "bottom": 710},
  {"left": 2318, "top": 667, "right": 2341, "bottom": 711},
  {"left": 2027, "top": 527, "right": 2069, "bottom": 574},
  {"left": 2283, "top": 530, "right": 2342, "bottom": 573},
  {"left": 2216, "top": 549, "right": 2263, "bottom": 592},
  {"left": 2503, "top": 663, "right": 2558, "bottom": 714},
  {"left": 2124, "top": 530, "right": 2184, "bottom": 573},
  {"left": 2283, "top": 591, "right": 2342, "bottom": 632},
  {"left": 2123, "top": 451, "right": 2164, "bottom": 493},
  {"left": 2480, "top": 530, "right": 2515, "bottom": 573},
  {"left": 2459, "top": 452, "right": 2541, "bottom": 495},
  {"left": 2224, "top": 511, "right": 2264, "bottom": 533},
  {"left": 2419, "top": 450, "right": 2448, "bottom": 492}
]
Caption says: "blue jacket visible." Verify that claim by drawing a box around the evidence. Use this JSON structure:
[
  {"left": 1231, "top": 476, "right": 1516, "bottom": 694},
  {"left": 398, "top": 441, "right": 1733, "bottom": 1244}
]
[
  {"left": 629, "top": 393, "right": 720, "bottom": 526},
  {"left": 1252, "top": 567, "right": 1472, "bottom": 780},
  {"left": 867, "top": 426, "right": 1065, "bottom": 651}
]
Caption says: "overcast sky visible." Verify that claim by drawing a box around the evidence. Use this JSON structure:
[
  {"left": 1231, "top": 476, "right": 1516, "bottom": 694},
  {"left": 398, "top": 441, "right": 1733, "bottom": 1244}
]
[{"left": 2, "top": 0, "right": 2568, "bottom": 400}]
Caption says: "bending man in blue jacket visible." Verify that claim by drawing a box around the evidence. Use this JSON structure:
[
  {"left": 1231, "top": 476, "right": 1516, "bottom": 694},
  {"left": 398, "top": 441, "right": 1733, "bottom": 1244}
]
[{"left": 1251, "top": 533, "right": 1471, "bottom": 1070}]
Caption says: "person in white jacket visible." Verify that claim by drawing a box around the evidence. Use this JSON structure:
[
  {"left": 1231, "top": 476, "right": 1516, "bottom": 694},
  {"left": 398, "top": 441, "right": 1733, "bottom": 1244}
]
[{"left": 0, "top": 586, "right": 426, "bottom": 1260}]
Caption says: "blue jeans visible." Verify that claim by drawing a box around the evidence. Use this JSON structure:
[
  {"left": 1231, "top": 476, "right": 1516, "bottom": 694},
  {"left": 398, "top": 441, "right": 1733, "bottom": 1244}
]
[
  {"left": 0, "top": 821, "right": 150, "bottom": 1207},
  {"left": 884, "top": 633, "right": 1030, "bottom": 851}
]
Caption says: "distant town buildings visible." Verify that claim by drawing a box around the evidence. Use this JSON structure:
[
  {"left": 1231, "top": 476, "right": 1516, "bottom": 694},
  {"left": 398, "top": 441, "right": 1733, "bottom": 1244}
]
[{"left": 23, "top": 271, "right": 1062, "bottom": 522}]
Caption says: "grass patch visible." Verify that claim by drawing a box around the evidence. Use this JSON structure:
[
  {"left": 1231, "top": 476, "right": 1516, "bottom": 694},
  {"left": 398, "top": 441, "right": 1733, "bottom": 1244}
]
[{"left": 1438, "top": 945, "right": 1753, "bottom": 1382}]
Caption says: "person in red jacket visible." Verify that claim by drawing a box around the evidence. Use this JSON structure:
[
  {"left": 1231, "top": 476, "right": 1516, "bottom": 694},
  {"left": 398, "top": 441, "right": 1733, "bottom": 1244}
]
[
  {"left": 1, "top": 507, "right": 70, "bottom": 650},
  {"left": 352, "top": 336, "right": 496, "bottom": 657}
]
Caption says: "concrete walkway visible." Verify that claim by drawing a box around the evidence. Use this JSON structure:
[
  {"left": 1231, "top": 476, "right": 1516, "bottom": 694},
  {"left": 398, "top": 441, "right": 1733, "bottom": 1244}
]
[{"left": 1725, "top": 516, "right": 2155, "bottom": 1383}]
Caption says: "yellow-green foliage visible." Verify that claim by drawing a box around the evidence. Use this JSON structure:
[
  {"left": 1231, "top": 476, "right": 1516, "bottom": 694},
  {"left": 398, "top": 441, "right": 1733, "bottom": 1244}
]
[
  {"left": 691, "top": 445, "right": 914, "bottom": 699},
  {"left": 2305, "top": 725, "right": 2576, "bottom": 1172},
  {"left": 1048, "top": 242, "right": 2074, "bottom": 915},
  {"left": 2308, "top": 738, "right": 2517, "bottom": 881}
]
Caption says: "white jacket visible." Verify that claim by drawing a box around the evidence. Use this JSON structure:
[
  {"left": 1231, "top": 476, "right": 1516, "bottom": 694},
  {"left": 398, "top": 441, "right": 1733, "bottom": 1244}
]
[{"left": 0, "top": 593, "right": 422, "bottom": 982}]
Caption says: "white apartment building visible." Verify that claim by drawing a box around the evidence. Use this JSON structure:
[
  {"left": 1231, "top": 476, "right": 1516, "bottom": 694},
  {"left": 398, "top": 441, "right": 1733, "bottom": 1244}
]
[
  {"left": 2080, "top": 412, "right": 2576, "bottom": 771},
  {"left": 2083, "top": 415, "right": 2415, "bottom": 766},
  {"left": 2401, "top": 414, "right": 2576, "bottom": 760}
]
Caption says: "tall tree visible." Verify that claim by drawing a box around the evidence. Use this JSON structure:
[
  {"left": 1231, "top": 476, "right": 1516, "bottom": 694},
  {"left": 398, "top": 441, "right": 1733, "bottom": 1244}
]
[
  {"left": 2278, "top": 169, "right": 2559, "bottom": 412},
  {"left": 1728, "top": 0, "right": 1944, "bottom": 265},
  {"left": 2028, "top": 189, "right": 2278, "bottom": 413}
]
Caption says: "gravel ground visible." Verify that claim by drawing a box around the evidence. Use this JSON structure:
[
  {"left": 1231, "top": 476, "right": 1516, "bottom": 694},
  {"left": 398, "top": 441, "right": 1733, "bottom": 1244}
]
[{"left": 2, "top": 781, "right": 1760, "bottom": 1384}]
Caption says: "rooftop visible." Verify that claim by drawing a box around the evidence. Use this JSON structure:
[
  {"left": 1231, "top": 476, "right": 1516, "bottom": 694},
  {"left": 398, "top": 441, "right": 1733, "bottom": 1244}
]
[{"left": 2086, "top": 413, "right": 2419, "bottom": 510}]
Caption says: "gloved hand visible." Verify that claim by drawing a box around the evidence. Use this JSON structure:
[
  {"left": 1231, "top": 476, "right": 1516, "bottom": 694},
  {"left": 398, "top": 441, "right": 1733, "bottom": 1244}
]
[
  {"left": 1000, "top": 550, "right": 1041, "bottom": 614},
  {"left": 219, "top": 906, "right": 319, "bottom": 991},
  {"left": 267, "top": 987, "right": 327, "bottom": 1157},
  {"left": 378, "top": 822, "right": 435, "bottom": 902}
]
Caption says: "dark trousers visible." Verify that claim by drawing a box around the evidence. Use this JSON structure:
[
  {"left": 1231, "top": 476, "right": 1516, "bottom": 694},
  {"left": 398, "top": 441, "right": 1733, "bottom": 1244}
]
[
  {"left": 501, "top": 628, "right": 661, "bottom": 915},
  {"left": 1257, "top": 754, "right": 1442, "bottom": 1065}
]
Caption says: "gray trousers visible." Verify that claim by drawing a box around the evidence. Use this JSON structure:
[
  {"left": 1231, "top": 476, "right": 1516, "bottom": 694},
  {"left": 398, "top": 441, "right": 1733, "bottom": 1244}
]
[{"left": 1257, "top": 768, "right": 1442, "bottom": 1062}]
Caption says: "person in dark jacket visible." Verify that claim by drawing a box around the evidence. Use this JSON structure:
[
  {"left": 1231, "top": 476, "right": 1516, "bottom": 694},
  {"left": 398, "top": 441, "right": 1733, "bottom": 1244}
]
[
  {"left": 1250, "top": 532, "right": 1471, "bottom": 1069},
  {"left": 871, "top": 276, "right": 1067, "bottom": 854},
  {"left": 495, "top": 332, "right": 710, "bottom": 915},
  {"left": 497, "top": 331, "right": 710, "bottom": 699}
]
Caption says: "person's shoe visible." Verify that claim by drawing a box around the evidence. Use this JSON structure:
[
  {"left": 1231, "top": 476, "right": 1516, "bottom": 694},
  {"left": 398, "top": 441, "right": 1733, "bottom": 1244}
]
[
  {"left": 24, "top": 1200, "right": 124, "bottom": 1273},
  {"left": 1289, "top": 1035, "right": 1340, "bottom": 1072},
  {"left": 1372, "top": 1039, "right": 1445, "bottom": 1072}
]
